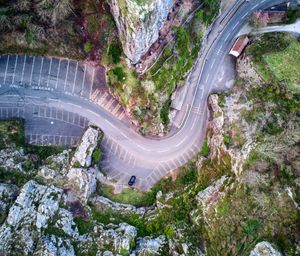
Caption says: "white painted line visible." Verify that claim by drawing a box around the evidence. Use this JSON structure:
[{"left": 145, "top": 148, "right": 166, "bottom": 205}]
[
  {"left": 80, "top": 64, "right": 87, "bottom": 96},
  {"left": 242, "top": 13, "right": 248, "bottom": 19},
  {"left": 64, "top": 59, "right": 70, "bottom": 91},
  {"left": 89, "top": 67, "right": 95, "bottom": 99},
  {"left": 38, "top": 57, "right": 44, "bottom": 86},
  {"left": 120, "top": 131, "right": 130, "bottom": 140},
  {"left": 232, "top": 21, "right": 240, "bottom": 31},
  {"left": 72, "top": 62, "right": 78, "bottom": 94},
  {"left": 225, "top": 32, "right": 231, "bottom": 42},
  {"left": 3, "top": 55, "right": 10, "bottom": 84},
  {"left": 47, "top": 57, "right": 53, "bottom": 87},
  {"left": 191, "top": 118, "right": 197, "bottom": 130},
  {"left": 175, "top": 138, "right": 185, "bottom": 148},
  {"left": 12, "top": 55, "right": 18, "bottom": 85},
  {"left": 20, "top": 55, "right": 26, "bottom": 85},
  {"left": 29, "top": 56, "right": 36, "bottom": 86},
  {"left": 55, "top": 59, "right": 61, "bottom": 90},
  {"left": 105, "top": 119, "right": 116, "bottom": 129}
]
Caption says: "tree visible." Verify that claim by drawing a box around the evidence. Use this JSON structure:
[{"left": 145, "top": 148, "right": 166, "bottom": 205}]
[
  {"left": 34, "top": 0, "right": 74, "bottom": 26},
  {"left": 0, "top": 7, "right": 13, "bottom": 32}
]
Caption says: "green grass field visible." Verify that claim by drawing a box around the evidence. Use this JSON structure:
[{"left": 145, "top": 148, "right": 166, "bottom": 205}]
[{"left": 264, "top": 39, "right": 300, "bottom": 92}]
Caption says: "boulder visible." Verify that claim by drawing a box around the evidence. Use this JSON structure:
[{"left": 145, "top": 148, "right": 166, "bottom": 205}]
[
  {"left": 108, "top": 0, "right": 174, "bottom": 63},
  {"left": 250, "top": 242, "right": 282, "bottom": 256},
  {"left": 134, "top": 235, "right": 166, "bottom": 255},
  {"left": 38, "top": 150, "right": 70, "bottom": 181}
]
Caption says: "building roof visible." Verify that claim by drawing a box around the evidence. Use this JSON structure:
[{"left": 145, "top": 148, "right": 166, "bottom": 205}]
[{"left": 229, "top": 36, "right": 249, "bottom": 58}]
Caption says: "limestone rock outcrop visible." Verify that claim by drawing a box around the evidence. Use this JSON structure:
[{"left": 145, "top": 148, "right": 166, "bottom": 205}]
[
  {"left": 108, "top": 0, "right": 174, "bottom": 63},
  {"left": 0, "top": 180, "right": 63, "bottom": 254},
  {"left": 71, "top": 126, "right": 100, "bottom": 168},
  {"left": 208, "top": 94, "right": 226, "bottom": 161},
  {"left": 250, "top": 242, "right": 282, "bottom": 256},
  {"left": 67, "top": 167, "right": 97, "bottom": 203}
]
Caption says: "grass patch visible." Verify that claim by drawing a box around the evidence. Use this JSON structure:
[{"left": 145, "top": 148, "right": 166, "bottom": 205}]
[
  {"left": 74, "top": 217, "right": 94, "bottom": 235},
  {"left": 97, "top": 183, "right": 156, "bottom": 207},
  {"left": 264, "top": 39, "right": 300, "bottom": 92}
]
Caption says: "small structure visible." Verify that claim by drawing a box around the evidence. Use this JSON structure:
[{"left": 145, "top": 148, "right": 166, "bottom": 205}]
[{"left": 229, "top": 36, "right": 249, "bottom": 58}]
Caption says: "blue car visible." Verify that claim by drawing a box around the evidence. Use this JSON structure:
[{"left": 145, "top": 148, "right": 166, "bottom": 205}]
[{"left": 128, "top": 176, "right": 136, "bottom": 186}]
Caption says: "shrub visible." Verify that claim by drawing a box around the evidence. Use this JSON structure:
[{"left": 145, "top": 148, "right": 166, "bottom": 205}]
[
  {"left": 200, "top": 139, "right": 210, "bottom": 157},
  {"left": 112, "top": 67, "right": 126, "bottom": 82},
  {"left": 109, "top": 43, "right": 122, "bottom": 64},
  {"left": 92, "top": 148, "right": 102, "bottom": 164},
  {"left": 74, "top": 217, "right": 94, "bottom": 235},
  {"left": 84, "top": 41, "right": 93, "bottom": 54}
]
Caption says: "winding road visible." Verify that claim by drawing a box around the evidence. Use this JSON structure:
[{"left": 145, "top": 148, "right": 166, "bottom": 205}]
[{"left": 0, "top": 0, "right": 289, "bottom": 190}]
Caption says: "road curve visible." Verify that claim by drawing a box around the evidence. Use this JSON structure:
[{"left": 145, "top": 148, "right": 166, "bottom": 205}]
[{"left": 0, "top": 0, "right": 287, "bottom": 190}]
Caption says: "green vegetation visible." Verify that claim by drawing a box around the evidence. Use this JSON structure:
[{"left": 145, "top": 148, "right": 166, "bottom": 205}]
[
  {"left": 92, "top": 148, "right": 102, "bottom": 164},
  {"left": 264, "top": 39, "right": 300, "bottom": 92},
  {"left": 108, "top": 44, "right": 122, "bottom": 64},
  {"left": 200, "top": 139, "right": 210, "bottom": 157},
  {"left": 84, "top": 41, "right": 93, "bottom": 54},
  {"left": 74, "top": 217, "right": 94, "bottom": 235},
  {"left": 0, "top": 119, "right": 25, "bottom": 149},
  {"left": 0, "top": 167, "right": 34, "bottom": 186},
  {"left": 285, "top": 8, "right": 300, "bottom": 24},
  {"left": 97, "top": 183, "right": 156, "bottom": 207}
]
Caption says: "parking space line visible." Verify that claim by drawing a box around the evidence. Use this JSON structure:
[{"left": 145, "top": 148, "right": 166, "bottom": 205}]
[
  {"left": 72, "top": 62, "right": 78, "bottom": 94},
  {"left": 12, "top": 55, "right": 18, "bottom": 85},
  {"left": 29, "top": 56, "right": 36, "bottom": 86},
  {"left": 3, "top": 55, "right": 10, "bottom": 84},
  {"left": 89, "top": 67, "right": 95, "bottom": 99},
  {"left": 38, "top": 57, "right": 44, "bottom": 86},
  {"left": 80, "top": 64, "right": 87, "bottom": 96},
  {"left": 20, "top": 55, "right": 27, "bottom": 85},
  {"left": 55, "top": 59, "right": 61, "bottom": 90},
  {"left": 98, "top": 92, "right": 108, "bottom": 104},
  {"left": 47, "top": 57, "right": 53, "bottom": 87},
  {"left": 64, "top": 59, "right": 70, "bottom": 91}
]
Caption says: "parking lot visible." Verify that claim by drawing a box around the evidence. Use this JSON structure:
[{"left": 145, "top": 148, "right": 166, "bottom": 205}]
[{"left": 0, "top": 55, "right": 128, "bottom": 122}]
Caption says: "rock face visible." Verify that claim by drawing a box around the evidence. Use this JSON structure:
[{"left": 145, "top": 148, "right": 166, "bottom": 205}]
[
  {"left": 71, "top": 127, "right": 100, "bottom": 168},
  {"left": 208, "top": 94, "right": 226, "bottom": 161},
  {"left": 108, "top": 0, "right": 174, "bottom": 63},
  {"left": 196, "top": 176, "right": 228, "bottom": 217},
  {"left": 67, "top": 167, "right": 97, "bottom": 203},
  {"left": 38, "top": 150, "right": 70, "bottom": 182},
  {"left": 250, "top": 242, "right": 282, "bottom": 256},
  {"left": 0, "top": 180, "right": 63, "bottom": 254},
  {"left": 134, "top": 235, "right": 166, "bottom": 255}
]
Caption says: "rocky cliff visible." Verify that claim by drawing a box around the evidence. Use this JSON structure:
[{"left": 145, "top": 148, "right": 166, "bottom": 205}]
[{"left": 108, "top": 0, "right": 174, "bottom": 63}]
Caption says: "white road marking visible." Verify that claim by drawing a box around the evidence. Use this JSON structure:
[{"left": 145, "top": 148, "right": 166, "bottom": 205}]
[
  {"left": 12, "top": 55, "right": 18, "bottom": 85},
  {"left": 81, "top": 64, "right": 87, "bottom": 96},
  {"left": 3, "top": 55, "right": 10, "bottom": 84},
  {"left": 89, "top": 67, "right": 95, "bottom": 99},
  {"left": 105, "top": 119, "right": 116, "bottom": 129},
  {"left": 29, "top": 56, "right": 36, "bottom": 86},
  {"left": 55, "top": 59, "right": 61, "bottom": 90},
  {"left": 64, "top": 59, "right": 70, "bottom": 91},
  {"left": 38, "top": 57, "right": 44, "bottom": 86},
  {"left": 47, "top": 57, "right": 53, "bottom": 87},
  {"left": 20, "top": 55, "right": 27, "bottom": 85},
  {"left": 72, "top": 62, "right": 78, "bottom": 94}
]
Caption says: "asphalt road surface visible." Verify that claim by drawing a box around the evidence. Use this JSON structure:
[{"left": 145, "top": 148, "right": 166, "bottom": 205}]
[{"left": 0, "top": 0, "right": 289, "bottom": 190}]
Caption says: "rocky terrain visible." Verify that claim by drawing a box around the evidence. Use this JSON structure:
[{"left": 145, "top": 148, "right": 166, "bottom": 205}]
[
  {"left": 0, "top": 10, "right": 299, "bottom": 256},
  {"left": 108, "top": 0, "right": 174, "bottom": 63}
]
